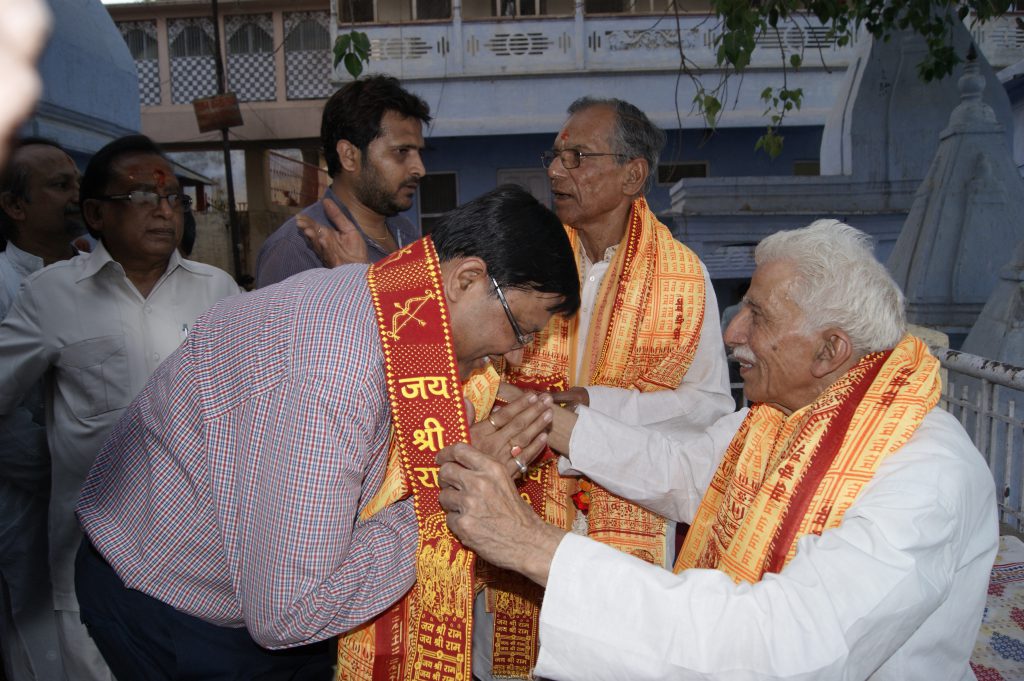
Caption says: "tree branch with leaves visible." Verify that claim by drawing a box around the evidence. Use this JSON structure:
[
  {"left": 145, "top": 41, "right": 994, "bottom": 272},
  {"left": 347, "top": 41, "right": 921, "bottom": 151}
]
[
  {"left": 697, "top": 0, "right": 1015, "bottom": 156},
  {"left": 334, "top": 29, "right": 370, "bottom": 78}
]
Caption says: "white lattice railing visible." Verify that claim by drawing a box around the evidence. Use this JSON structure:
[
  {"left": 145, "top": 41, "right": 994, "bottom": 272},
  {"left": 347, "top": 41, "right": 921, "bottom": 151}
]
[{"left": 937, "top": 349, "right": 1024, "bottom": 532}]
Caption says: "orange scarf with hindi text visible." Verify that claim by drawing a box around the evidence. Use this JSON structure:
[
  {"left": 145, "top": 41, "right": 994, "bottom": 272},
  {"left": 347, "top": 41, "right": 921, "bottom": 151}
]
[
  {"left": 335, "top": 238, "right": 499, "bottom": 681},
  {"left": 674, "top": 335, "right": 940, "bottom": 581},
  {"left": 488, "top": 197, "right": 706, "bottom": 677}
]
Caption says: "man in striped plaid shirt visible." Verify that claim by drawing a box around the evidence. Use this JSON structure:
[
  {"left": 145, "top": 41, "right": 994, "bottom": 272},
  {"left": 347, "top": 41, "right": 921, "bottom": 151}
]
[{"left": 73, "top": 185, "right": 580, "bottom": 680}]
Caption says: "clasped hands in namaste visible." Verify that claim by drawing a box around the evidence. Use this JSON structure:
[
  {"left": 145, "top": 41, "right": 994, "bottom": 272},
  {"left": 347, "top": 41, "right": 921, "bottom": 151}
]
[{"left": 439, "top": 383, "right": 577, "bottom": 583}]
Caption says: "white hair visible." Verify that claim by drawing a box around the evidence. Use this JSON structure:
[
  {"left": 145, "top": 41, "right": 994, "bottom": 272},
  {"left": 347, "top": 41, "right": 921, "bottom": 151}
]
[{"left": 754, "top": 219, "right": 906, "bottom": 354}]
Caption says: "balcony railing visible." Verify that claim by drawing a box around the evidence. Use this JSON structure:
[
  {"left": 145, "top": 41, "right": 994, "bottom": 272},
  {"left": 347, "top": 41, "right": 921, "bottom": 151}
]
[
  {"left": 118, "top": 10, "right": 1024, "bottom": 108},
  {"left": 344, "top": 14, "right": 863, "bottom": 81},
  {"left": 341, "top": 13, "right": 1024, "bottom": 81}
]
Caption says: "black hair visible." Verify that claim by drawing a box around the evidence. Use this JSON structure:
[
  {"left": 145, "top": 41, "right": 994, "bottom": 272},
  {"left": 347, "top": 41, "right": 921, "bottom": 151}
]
[
  {"left": 0, "top": 137, "right": 69, "bottom": 244},
  {"left": 321, "top": 75, "right": 431, "bottom": 177},
  {"left": 431, "top": 184, "right": 580, "bottom": 316},
  {"left": 79, "top": 134, "right": 168, "bottom": 237}
]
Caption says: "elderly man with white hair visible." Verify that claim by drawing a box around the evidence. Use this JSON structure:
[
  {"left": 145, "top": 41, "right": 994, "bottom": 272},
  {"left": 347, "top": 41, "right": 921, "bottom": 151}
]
[{"left": 438, "top": 219, "right": 998, "bottom": 681}]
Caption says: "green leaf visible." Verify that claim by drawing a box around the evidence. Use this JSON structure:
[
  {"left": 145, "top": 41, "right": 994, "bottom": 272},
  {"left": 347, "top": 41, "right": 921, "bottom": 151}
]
[
  {"left": 344, "top": 52, "right": 363, "bottom": 78},
  {"left": 332, "top": 35, "right": 348, "bottom": 69},
  {"left": 702, "top": 94, "right": 722, "bottom": 127},
  {"left": 352, "top": 31, "right": 371, "bottom": 54},
  {"left": 755, "top": 129, "right": 784, "bottom": 158},
  {"left": 789, "top": 53, "right": 802, "bottom": 69}
]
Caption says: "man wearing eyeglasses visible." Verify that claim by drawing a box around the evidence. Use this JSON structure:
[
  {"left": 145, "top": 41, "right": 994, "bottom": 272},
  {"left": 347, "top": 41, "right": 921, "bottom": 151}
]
[
  {"left": 68, "top": 185, "right": 578, "bottom": 680},
  {"left": 473, "top": 98, "right": 733, "bottom": 680},
  {"left": 0, "top": 134, "right": 238, "bottom": 681}
]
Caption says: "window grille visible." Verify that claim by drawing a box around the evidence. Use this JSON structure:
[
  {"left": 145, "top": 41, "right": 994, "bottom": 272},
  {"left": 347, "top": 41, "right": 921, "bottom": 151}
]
[
  {"left": 170, "top": 25, "right": 215, "bottom": 58},
  {"left": 285, "top": 19, "right": 330, "bottom": 52},
  {"left": 124, "top": 28, "right": 158, "bottom": 60},
  {"left": 228, "top": 23, "right": 273, "bottom": 54}
]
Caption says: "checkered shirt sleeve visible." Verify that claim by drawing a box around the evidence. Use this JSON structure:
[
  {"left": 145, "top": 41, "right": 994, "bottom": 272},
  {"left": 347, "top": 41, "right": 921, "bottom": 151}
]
[{"left": 77, "top": 266, "right": 419, "bottom": 648}]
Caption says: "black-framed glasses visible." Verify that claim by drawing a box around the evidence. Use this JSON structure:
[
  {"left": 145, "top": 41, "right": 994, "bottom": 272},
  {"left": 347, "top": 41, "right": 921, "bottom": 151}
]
[
  {"left": 541, "top": 149, "right": 627, "bottom": 170},
  {"left": 100, "top": 191, "right": 193, "bottom": 211},
  {"left": 491, "top": 276, "right": 533, "bottom": 348}
]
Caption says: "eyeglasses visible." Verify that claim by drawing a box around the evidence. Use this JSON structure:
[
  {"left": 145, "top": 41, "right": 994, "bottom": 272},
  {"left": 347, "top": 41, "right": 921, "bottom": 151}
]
[
  {"left": 100, "top": 191, "right": 193, "bottom": 211},
  {"left": 491, "top": 276, "right": 533, "bottom": 348},
  {"left": 541, "top": 149, "right": 627, "bottom": 170}
]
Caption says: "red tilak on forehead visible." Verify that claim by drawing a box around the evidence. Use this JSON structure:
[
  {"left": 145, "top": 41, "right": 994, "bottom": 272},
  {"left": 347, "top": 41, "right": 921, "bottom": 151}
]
[
  {"left": 560, "top": 131, "right": 569, "bottom": 140},
  {"left": 152, "top": 168, "right": 168, "bottom": 190}
]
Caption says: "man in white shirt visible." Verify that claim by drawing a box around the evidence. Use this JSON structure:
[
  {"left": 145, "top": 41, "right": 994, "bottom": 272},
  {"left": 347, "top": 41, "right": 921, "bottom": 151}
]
[
  {"left": 471, "top": 97, "right": 732, "bottom": 680},
  {"left": 440, "top": 220, "right": 998, "bottom": 681},
  {"left": 0, "top": 134, "right": 239, "bottom": 681},
  {"left": 0, "top": 136, "right": 79, "bottom": 681}
]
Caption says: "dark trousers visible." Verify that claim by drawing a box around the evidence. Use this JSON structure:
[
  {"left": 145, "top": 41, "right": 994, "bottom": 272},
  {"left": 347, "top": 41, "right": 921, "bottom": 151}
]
[{"left": 75, "top": 538, "right": 333, "bottom": 680}]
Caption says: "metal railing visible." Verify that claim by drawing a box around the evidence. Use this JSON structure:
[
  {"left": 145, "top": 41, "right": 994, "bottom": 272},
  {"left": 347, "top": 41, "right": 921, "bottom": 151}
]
[{"left": 936, "top": 349, "right": 1024, "bottom": 532}]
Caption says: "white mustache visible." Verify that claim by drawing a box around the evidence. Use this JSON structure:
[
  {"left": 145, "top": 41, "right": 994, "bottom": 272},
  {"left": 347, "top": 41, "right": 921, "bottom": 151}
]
[{"left": 730, "top": 346, "right": 757, "bottom": 365}]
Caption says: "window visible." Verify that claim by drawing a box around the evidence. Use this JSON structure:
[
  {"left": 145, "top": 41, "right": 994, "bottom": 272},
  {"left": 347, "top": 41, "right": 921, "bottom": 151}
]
[
  {"left": 228, "top": 23, "right": 273, "bottom": 54},
  {"left": 416, "top": 0, "right": 451, "bottom": 19},
  {"left": 124, "top": 28, "right": 157, "bottom": 60},
  {"left": 465, "top": 0, "right": 533, "bottom": 16},
  {"left": 793, "top": 160, "right": 820, "bottom": 176},
  {"left": 657, "top": 162, "right": 708, "bottom": 185},
  {"left": 344, "top": 0, "right": 453, "bottom": 22},
  {"left": 584, "top": 0, "right": 710, "bottom": 13},
  {"left": 496, "top": 168, "right": 551, "bottom": 207},
  {"left": 419, "top": 173, "right": 458, "bottom": 235},
  {"left": 285, "top": 19, "right": 330, "bottom": 51},
  {"left": 170, "top": 25, "right": 214, "bottom": 58},
  {"left": 585, "top": 0, "right": 624, "bottom": 12},
  {"left": 339, "top": 0, "right": 375, "bottom": 23}
]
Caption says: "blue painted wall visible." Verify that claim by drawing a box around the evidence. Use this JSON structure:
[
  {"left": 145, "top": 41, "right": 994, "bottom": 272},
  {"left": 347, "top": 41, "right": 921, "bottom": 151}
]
[{"left": 24, "top": 0, "right": 140, "bottom": 158}]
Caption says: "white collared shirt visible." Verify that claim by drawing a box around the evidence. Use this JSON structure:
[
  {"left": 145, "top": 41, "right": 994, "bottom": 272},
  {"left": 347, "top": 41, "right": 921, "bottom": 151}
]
[
  {"left": 0, "top": 241, "right": 45, "bottom": 319},
  {"left": 0, "top": 241, "right": 239, "bottom": 610}
]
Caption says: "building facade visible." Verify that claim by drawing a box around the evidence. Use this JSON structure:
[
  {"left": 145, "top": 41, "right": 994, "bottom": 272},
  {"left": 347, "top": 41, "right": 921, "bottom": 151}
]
[{"left": 106, "top": 0, "right": 1024, "bottom": 300}]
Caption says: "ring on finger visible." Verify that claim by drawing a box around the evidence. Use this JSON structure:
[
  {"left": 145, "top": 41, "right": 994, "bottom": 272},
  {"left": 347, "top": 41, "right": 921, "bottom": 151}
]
[
  {"left": 488, "top": 415, "right": 498, "bottom": 429},
  {"left": 512, "top": 456, "right": 528, "bottom": 476}
]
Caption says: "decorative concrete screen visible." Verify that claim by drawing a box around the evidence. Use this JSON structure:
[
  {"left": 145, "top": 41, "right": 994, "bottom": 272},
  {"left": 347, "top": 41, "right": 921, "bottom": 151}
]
[
  {"left": 169, "top": 17, "right": 218, "bottom": 105},
  {"left": 226, "top": 14, "right": 276, "bottom": 102},
  {"left": 118, "top": 20, "right": 161, "bottom": 106},
  {"left": 284, "top": 11, "right": 332, "bottom": 100}
]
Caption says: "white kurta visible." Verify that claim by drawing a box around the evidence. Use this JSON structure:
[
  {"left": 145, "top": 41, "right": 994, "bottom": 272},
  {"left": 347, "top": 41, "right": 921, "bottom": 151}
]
[{"left": 535, "top": 407, "right": 998, "bottom": 681}]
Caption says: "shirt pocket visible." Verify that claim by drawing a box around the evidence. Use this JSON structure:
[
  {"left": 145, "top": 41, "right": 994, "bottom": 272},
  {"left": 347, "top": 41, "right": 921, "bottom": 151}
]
[{"left": 56, "top": 334, "right": 132, "bottom": 419}]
